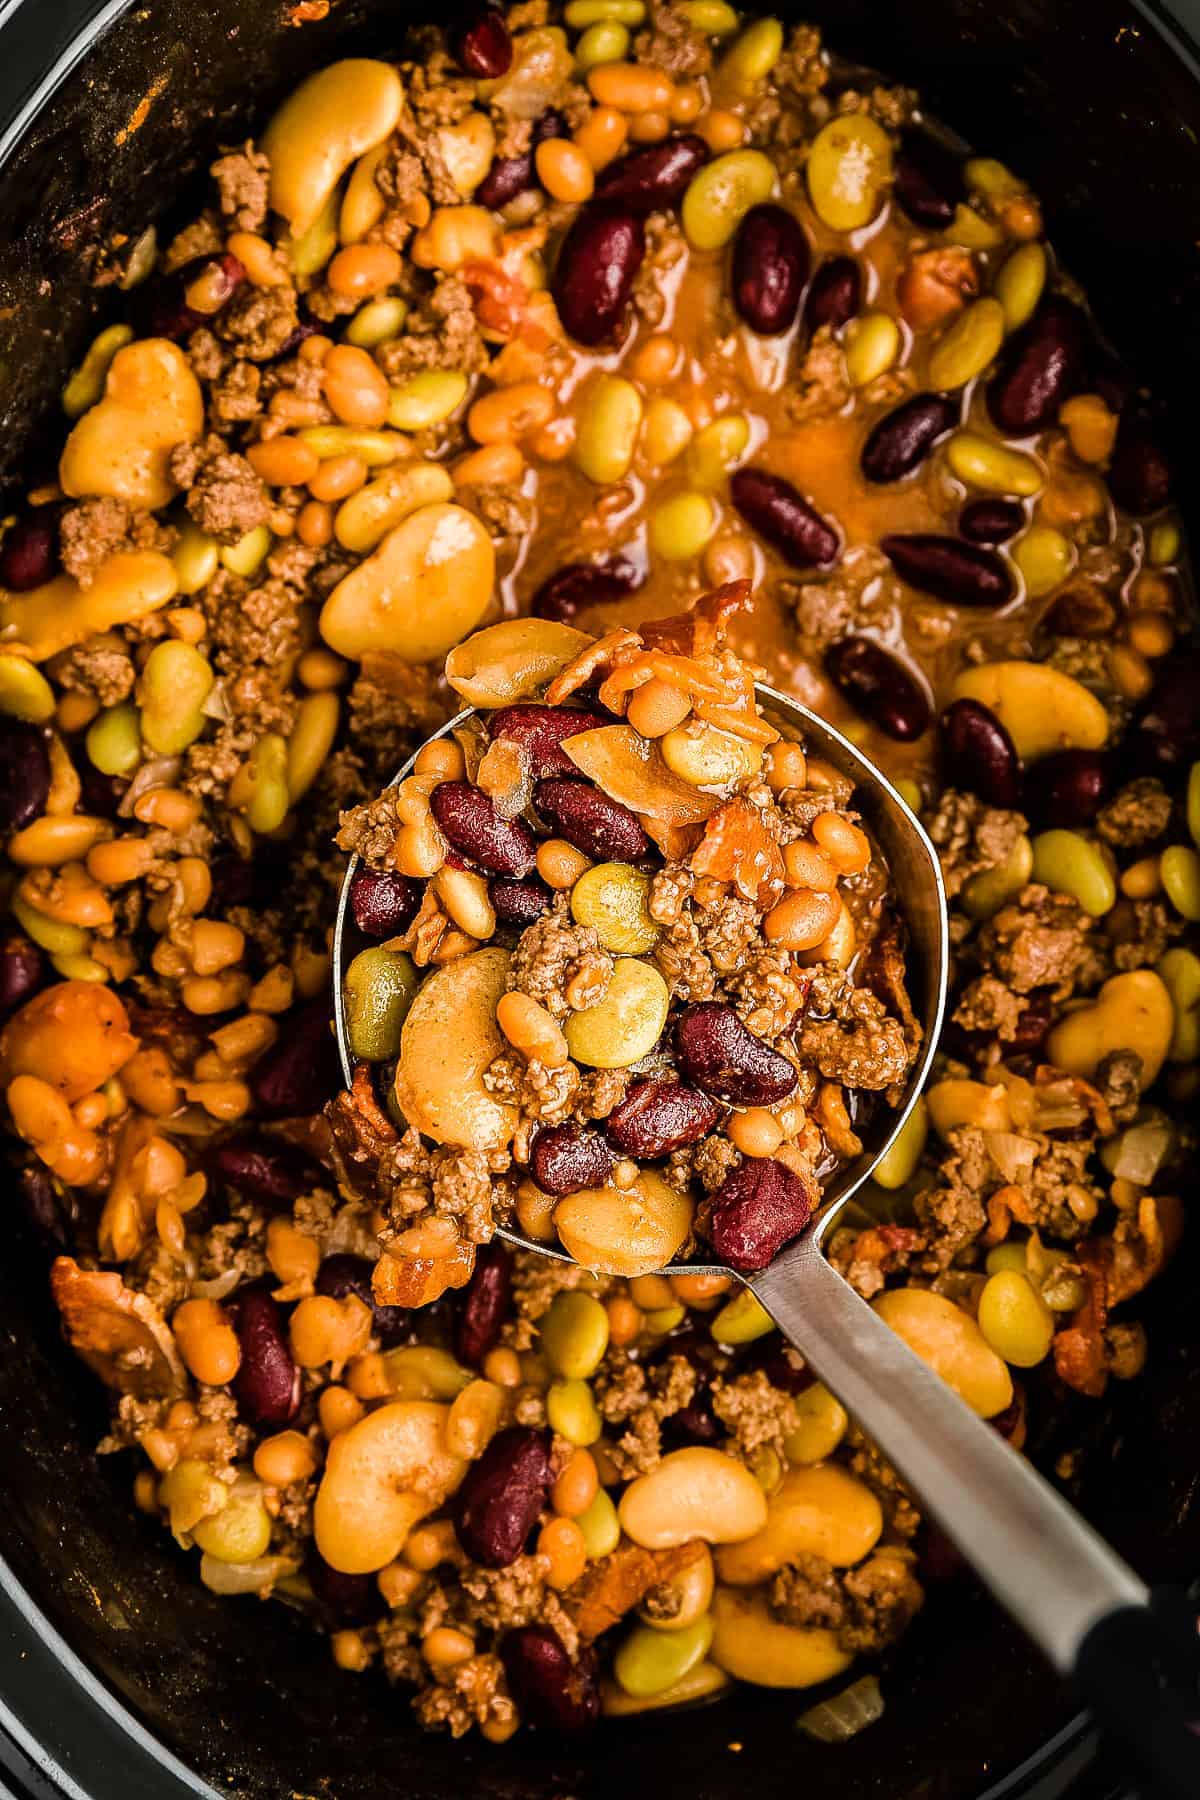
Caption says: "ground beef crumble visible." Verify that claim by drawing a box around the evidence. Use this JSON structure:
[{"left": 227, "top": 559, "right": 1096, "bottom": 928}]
[
  {"left": 925, "top": 790, "right": 1027, "bottom": 899},
  {"left": 507, "top": 907, "right": 613, "bottom": 1018}
]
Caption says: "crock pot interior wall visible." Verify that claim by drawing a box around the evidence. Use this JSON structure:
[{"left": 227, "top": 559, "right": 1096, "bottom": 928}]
[{"left": 0, "top": 2, "right": 1196, "bottom": 1796}]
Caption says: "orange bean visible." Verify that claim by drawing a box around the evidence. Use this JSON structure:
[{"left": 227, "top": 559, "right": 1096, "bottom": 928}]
[
  {"left": 227, "top": 230, "right": 287, "bottom": 287},
  {"left": 453, "top": 442, "right": 525, "bottom": 487},
  {"left": 605, "top": 1293, "right": 642, "bottom": 1346},
  {"left": 308, "top": 453, "right": 368, "bottom": 501},
  {"left": 537, "top": 1515, "right": 588, "bottom": 1588},
  {"left": 172, "top": 1298, "right": 241, "bottom": 1386},
  {"left": 630, "top": 333, "right": 681, "bottom": 386},
  {"left": 413, "top": 738, "right": 466, "bottom": 780},
  {"left": 727, "top": 1107, "right": 784, "bottom": 1157},
  {"left": 669, "top": 84, "right": 703, "bottom": 123},
  {"left": 482, "top": 1346, "right": 522, "bottom": 1387},
  {"left": 783, "top": 838, "right": 838, "bottom": 891},
  {"left": 552, "top": 1448, "right": 599, "bottom": 1518},
  {"left": 535, "top": 139, "right": 595, "bottom": 204},
  {"left": 297, "top": 499, "right": 334, "bottom": 546},
  {"left": 763, "top": 887, "right": 841, "bottom": 951},
  {"left": 573, "top": 105, "right": 629, "bottom": 171},
  {"left": 629, "top": 110, "right": 671, "bottom": 142},
  {"left": 1126, "top": 611, "right": 1174, "bottom": 658},
  {"left": 766, "top": 740, "right": 807, "bottom": 791},
  {"left": 626, "top": 677, "right": 691, "bottom": 738},
  {"left": 587, "top": 62, "right": 674, "bottom": 113},
  {"left": 812, "top": 810, "right": 871, "bottom": 874},
  {"left": 247, "top": 436, "right": 321, "bottom": 486},
  {"left": 467, "top": 382, "right": 555, "bottom": 445},
  {"left": 254, "top": 1429, "right": 318, "bottom": 1486},
  {"left": 700, "top": 108, "right": 745, "bottom": 152},
  {"left": 323, "top": 345, "right": 389, "bottom": 428},
  {"left": 536, "top": 838, "right": 592, "bottom": 889},
  {"left": 327, "top": 243, "right": 403, "bottom": 299}
]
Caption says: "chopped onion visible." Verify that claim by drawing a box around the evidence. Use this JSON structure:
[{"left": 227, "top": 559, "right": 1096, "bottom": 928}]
[
  {"left": 200, "top": 1552, "right": 299, "bottom": 1597},
  {"left": 797, "top": 1675, "right": 884, "bottom": 1743},
  {"left": 118, "top": 755, "right": 182, "bottom": 816},
  {"left": 985, "top": 1130, "right": 1038, "bottom": 1184},
  {"left": 189, "top": 1269, "right": 242, "bottom": 1301},
  {"left": 1110, "top": 1121, "right": 1173, "bottom": 1186}
]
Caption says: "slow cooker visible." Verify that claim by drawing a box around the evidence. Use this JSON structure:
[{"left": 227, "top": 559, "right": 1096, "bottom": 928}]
[{"left": 0, "top": 1, "right": 1197, "bottom": 1795}]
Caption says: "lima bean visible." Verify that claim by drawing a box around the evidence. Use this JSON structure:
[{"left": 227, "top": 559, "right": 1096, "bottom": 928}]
[
  {"left": 1030, "top": 829, "right": 1116, "bottom": 917},
  {"left": 343, "top": 946, "right": 420, "bottom": 1061}
]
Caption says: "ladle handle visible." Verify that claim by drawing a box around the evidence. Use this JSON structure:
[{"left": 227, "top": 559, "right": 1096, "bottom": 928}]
[{"left": 752, "top": 1245, "right": 1200, "bottom": 1799}]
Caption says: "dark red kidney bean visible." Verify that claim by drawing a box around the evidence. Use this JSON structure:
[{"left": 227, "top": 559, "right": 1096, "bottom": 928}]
[
  {"left": 316, "top": 1251, "right": 410, "bottom": 1341},
  {"left": 0, "top": 510, "right": 59, "bottom": 590},
  {"left": 490, "top": 877, "right": 552, "bottom": 925},
  {"left": 938, "top": 698, "right": 1022, "bottom": 809},
  {"left": 534, "top": 777, "right": 650, "bottom": 863},
  {"left": 489, "top": 704, "right": 607, "bottom": 777},
  {"left": 477, "top": 111, "right": 566, "bottom": 210},
  {"left": 1028, "top": 749, "right": 1111, "bottom": 828},
  {"left": 1130, "top": 649, "right": 1200, "bottom": 773},
  {"left": 893, "top": 129, "right": 963, "bottom": 229},
  {"left": 606, "top": 1076, "right": 721, "bottom": 1158},
  {"left": 661, "top": 1398, "right": 721, "bottom": 1448},
  {"left": 594, "top": 134, "right": 709, "bottom": 213},
  {"left": 804, "top": 255, "right": 861, "bottom": 333},
  {"left": 0, "top": 935, "right": 44, "bottom": 1016},
  {"left": 137, "top": 252, "right": 245, "bottom": 340},
  {"left": 1107, "top": 421, "right": 1171, "bottom": 516},
  {"left": 986, "top": 295, "right": 1090, "bottom": 435},
  {"left": 251, "top": 999, "right": 340, "bottom": 1119},
  {"left": 552, "top": 204, "right": 645, "bottom": 347},
  {"left": 749, "top": 1340, "right": 812, "bottom": 1395},
  {"left": 824, "top": 636, "right": 931, "bottom": 742},
  {"left": 229, "top": 1286, "right": 301, "bottom": 1426},
  {"left": 881, "top": 533, "right": 1013, "bottom": 608},
  {"left": 307, "top": 1553, "right": 385, "bottom": 1626},
  {"left": 431, "top": 782, "right": 537, "bottom": 877},
  {"left": 452, "top": 7, "right": 512, "bottom": 76},
  {"left": 452, "top": 1425, "right": 553, "bottom": 1568},
  {"left": 19, "top": 1162, "right": 78, "bottom": 1250},
  {"left": 349, "top": 867, "right": 423, "bottom": 938},
  {"left": 675, "top": 1003, "right": 796, "bottom": 1107},
  {"left": 529, "top": 1122, "right": 614, "bottom": 1197},
  {"left": 454, "top": 1239, "right": 512, "bottom": 1367},
  {"left": 730, "top": 467, "right": 839, "bottom": 570},
  {"left": 501, "top": 1625, "right": 599, "bottom": 1733},
  {"left": 78, "top": 765, "right": 129, "bottom": 820},
  {"left": 731, "top": 203, "right": 809, "bottom": 335},
  {"left": 531, "top": 557, "right": 643, "bottom": 624},
  {"left": 959, "top": 497, "right": 1024, "bottom": 544},
  {"left": 861, "top": 393, "right": 959, "bottom": 484},
  {"left": 706, "top": 1158, "right": 815, "bottom": 1272},
  {"left": 0, "top": 720, "right": 50, "bottom": 835},
  {"left": 1010, "top": 991, "right": 1054, "bottom": 1056},
  {"left": 210, "top": 1133, "right": 323, "bottom": 1205}
]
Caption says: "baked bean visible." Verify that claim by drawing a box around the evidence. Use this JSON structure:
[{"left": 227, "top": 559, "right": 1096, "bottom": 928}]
[
  {"left": 323, "top": 346, "right": 390, "bottom": 428},
  {"left": 468, "top": 383, "right": 555, "bottom": 445},
  {"left": 173, "top": 1298, "right": 242, "bottom": 1386}
]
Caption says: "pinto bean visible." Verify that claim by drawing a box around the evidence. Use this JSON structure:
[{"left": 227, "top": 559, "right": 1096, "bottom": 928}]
[
  {"left": 453, "top": 1239, "right": 512, "bottom": 1367},
  {"left": 230, "top": 1285, "right": 301, "bottom": 1427},
  {"left": 938, "top": 698, "right": 1022, "bottom": 809},
  {"left": 825, "top": 636, "right": 931, "bottom": 742},
  {"left": 803, "top": 255, "right": 861, "bottom": 333},
  {"left": 594, "top": 134, "right": 710, "bottom": 212},
  {"left": 675, "top": 1003, "right": 796, "bottom": 1106},
  {"left": 986, "top": 295, "right": 1089, "bottom": 435},
  {"left": 731, "top": 203, "right": 809, "bottom": 335},
  {"left": 606, "top": 1076, "right": 721, "bottom": 1157},
  {"left": 529, "top": 1121, "right": 615, "bottom": 1196},
  {"left": 451, "top": 1424, "right": 553, "bottom": 1567},
  {"left": 489, "top": 704, "right": 607, "bottom": 777},
  {"left": 534, "top": 777, "right": 650, "bottom": 862},
  {"left": 706, "top": 1158, "right": 815, "bottom": 1271},
  {"left": 430, "top": 782, "right": 537, "bottom": 876},
  {"left": 881, "top": 533, "right": 1013, "bottom": 608},
  {"left": 730, "top": 467, "right": 839, "bottom": 569},
  {"left": 552, "top": 203, "right": 645, "bottom": 347},
  {"left": 861, "top": 394, "right": 958, "bottom": 484}
]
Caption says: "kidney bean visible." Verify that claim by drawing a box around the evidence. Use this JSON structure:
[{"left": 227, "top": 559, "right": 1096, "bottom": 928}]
[
  {"left": 0, "top": 936, "right": 44, "bottom": 1016},
  {"left": 529, "top": 1122, "right": 614, "bottom": 1197},
  {"left": 138, "top": 252, "right": 245, "bottom": 340},
  {"left": 477, "top": 112, "right": 566, "bottom": 211},
  {"left": 606, "top": 1076, "right": 721, "bottom": 1158},
  {"left": 431, "top": 782, "right": 537, "bottom": 877},
  {"left": 316, "top": 1251, "right": 410, "bottom": 1342},
  {"left": 0, "top": 720, "right": 50, "bottom": 835},
  {"left": 1027, "top": 748, "right": 1111, "bottom": 828},
  {"left": 675, "top": 1003, "right": 796, "bottom": 1107},
  {"left": 452, "top": 7, "right": 512, "bottom": 76},
  {"left": 881, "top": 533, "right": 1013, "bottom": 609},
  {"left": 210, "top": 1133, "right": 325, "bottom": 1205},
  {"left": 825, "top": 636, "right": 931, "bottom": 742},
  {"left": 661, "top": 1398, "right": 721, "bottom": 1448},
  {"left": 18, "top": 1163, "right": 76, "bottom": 1250},
  {"left": 349, "top": 867, "right": 423, "bottom": 938},
  {"left": 749, "top": 1340, "right": 812, "bottom": 1395},
  {"left": 308, "top": 1552, "right": 385, "bottom": 1625},
  {"left": 251, "top": 998, "right": 341, "bottom": 1119},
  {"left": 1107, "top": 420, "right": 1171, "bottom": 516},
  {"left": 861, "top": 393, "right": 959, "bottom": 485},
  {"left": 78, "top": 765, "right": 129, "bottom": 820},
  {"left": 893, "top": 129, "right": 963, "bottom": 229},
  {"left": 731, "top": 203, "right": 809, "bottom": 335},
  {"left": 552, "top": 204, "right": 645, "bottom": 347},
  {"left": 534, "top": 777, "right": 650, "bottom": 863},
  {"left": 959, "top": 497, "right": 1024, "bottom": 545},
  {"left": 730, "top": 467, "right": 839, "bottom": 570},
  {"left": 490, "top": 877, "right": 552, "bottom": 925},
  {"left": 986, "top": 295, "right": 1089, "bottom": 435},
  {"left": 0, "top": 510, "right": 59, "bottom": 591},
  {"left": 454, "top": 1239, "right": 512, "bottom": 1367},
  {"left": 489, "top": 704, "right": 607, "bottom": 778},
  {"left": 1131, "top": 649, "right": 1200, "bottom": 773},
  {"left": 1010, "top": 991, "right": 1054, "bottom": 1056},
  {"left": 501, "top": 1625, "right": 599, "bottom": 1733},
  {"left": 531, "top": 557, "right": 643, "bottom": 624},
  {"left": 803, "top": 255, "right": 861, "bottom": 333},
  {"left": 452, "top": 1425, "right": 553, "bottom": 1568},
  {"left": 594, "top": 134, "right": 709, "bottom": 213},
  {"left": 706, "top": 1158, "right": 815, "bottom": 1272},
  {"left": 938, "top": 698, "right": 1022, "bottom": 809},
  {"left": 229, "top": 1285, "right": 301, "bottom": 1426}
]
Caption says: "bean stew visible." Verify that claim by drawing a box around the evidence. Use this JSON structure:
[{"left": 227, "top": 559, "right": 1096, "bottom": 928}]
[{"left": 0, "top": 0, "right": 1193, "bottom": 1745}]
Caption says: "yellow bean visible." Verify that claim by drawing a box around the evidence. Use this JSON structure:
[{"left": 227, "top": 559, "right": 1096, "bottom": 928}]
[
  {"left": 928, "top": 297, "right": 1006, "bottom": 391},
  {"left": 231, "top": 733, "right": 290, "bottom": 834},
  {"left": 682, "top": 149, "right": 776, "bottom": 249},
  {"left": 0, "top": 655, "right": 55, "bottom": 723},
  {"left": 566, "top": 0, "right": 645, "bottom": 20},
  {"left": 573, "top": 375, "right": 644, "bottom": 485},
  {"left": 1148, "top": 521, "right": 1181, "bottom": 567},
  {"left": 642, "top": 396, "right": 694, "bottom": 467},
  {"left": 843, "top": 311, "right": 900, "bottom": 388},
  {"left": 444, "top": 619, "right": 592, "bottom": 708},
  {"left": 345, "top": 296, "right": 409, "bottom": 350},
  {"left": 976, "top": 1269, "right": 1054, "bottom": 1368},
  {"left": 138, "top": 641, "right": 214, "bottom": 754},
  {"left": 570, "top": 862, "right": 658, "bottom": 953},
  {"left": 719, "top": 16, "right": 782, "bottom": 83},
  {"left": 782, "top": 1384, "right": 848, "bottom": 1465},
  {"left": 648, "top": 489, "right": 716, "bottom": 560},
  {"left": 1157, "top": 948, "right": 1200, "bottom": 1063},
  {"left": 992, "top": 241, "right": 1047, "bottom": 332},
  {"left": 546, "top": 1377, "right": 602, "bottom": 1445},
  {"left": 872, "top": 1095, "right": 928, "bottom": 1189},
  {"left": 614, "top": 1616, "right": 714, "bottom": 1698},
  {"left": 172, "top": 521, "right": 220, "bottom": 595},
  {"left": 287, "top": 691, "right": 340, "bottom": 803},
  {"left": 805, "top": 114, "right": 892, "bottom": 231},
  {"left": 564, "top": 956, "right": 669, "bottom": 1067},
  {"left": 1161, "top": 845, "right": 1200, "bottom": 922},
  {"left": 575, "top": 20, "right": 631, "bottom": 68},
  {"left": 945, "top": 431, "right": 1042, "bottom": 497},
  {"left": 539, "top": 1291, "right": 611, "bottom": 1379},
  {"left": 1013, "top": 525, "right": 1073, "bottom": 597},
  {"left": 679, "top": 0, "right": 739, "bottom": 31},
  {"left": 298, "top": 426, "right": 408, "bottom": 466},
  {"left": 220, "top": 525, "right": 272, "bottom": 579},
  {"left": 685, "top": 413, "right": 749, "bottom": 488},
  {"left": 710, "top": 1287, "right": 774, "bottom": 1344}
]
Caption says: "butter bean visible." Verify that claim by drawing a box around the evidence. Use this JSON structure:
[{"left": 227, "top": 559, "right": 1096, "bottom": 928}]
[
  {"left": 334, "top": 462, "right": 454, "bottom": 555},
  {"left": 1157, "top": 948, "right": 1200, "bottom": 1063},
  {"left": 843, "top": 312, "right": 900, "bottom": 388},
  {"left": 573, "top": 375, "right": 644, "bottom": 485},
  {"left": 313, "top": 1400, "right": 467, "bottom": 1574},
  {"left": 0, "top": 655, "right": 55, "bottom": 723},
  {"left": 960, "top": 832, "right": 1033, "bottom": 919},
  {"left": 1013, "top": 525, "right": 1074, "bottom": 597},
  {"left": 444, "top": 619, "right": 592, "bottom": 708},
  {"left": 710, "top": 1586, "right": 851, "bottom": 1689},
  {"left": 782, "top": 1384, "right": 848, "bottom": 1466},
  {"left": 565, "top": 956, "right": 669, "bottom": 1067},
  {"left": 392, "top": 948, "right": 517, "bottom": 1152},
  {"left": 263, "top": 61, "right": 404, "bottom": 236},
  {"left": 620, "top": 1448, "right": 768, "bottom": 1549},
  {"left": 1030, "top": 828, "right": 1116, "bottom": 917},
  {"left": 873, "top": 1287, "right": 1013, "bottom": 1418},
  {"left": 716, "top": 1465, "right": 881, "bottom": 1583},
  {"left": 554, "top": 1168, "right": 692, "bottom": 1277},
  {"left": 945, "top": 431, "right": 1043, "bottom": 497},
  {"left": 320, "top": 502, "right": 494, "bottom": 663},
  {"left": 682, "top": 149, "right": 776, "bottom": 249},
  {"left": 570, "top": 863, "right": 658, "bottom": 952},
  {"left": 977, "top": 1269, "right": 1054, "bottom": 1368},
  {"left": 59, "top": 340, "right": 203, "bottom": 512},
  {"left": 950, "top": 661, "right": 1108, "bottom": 761},
  {"left": 614, "top": 1615, "right": 714, "bottom": 1697},
  {"left": 928, "top": 298, "right": 1006, "bottom": 391},
  {"left": 1046, "top": 968, "right": 1174, "bottom": 1090}
]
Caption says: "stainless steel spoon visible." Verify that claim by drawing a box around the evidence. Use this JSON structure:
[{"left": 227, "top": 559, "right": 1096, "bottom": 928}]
[{"left": 333, "top": 685, "right": 1199, "bottom": 1796}]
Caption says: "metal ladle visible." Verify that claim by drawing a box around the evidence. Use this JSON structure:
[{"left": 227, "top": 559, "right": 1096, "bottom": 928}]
[{"left": 334, "top": 685, "right": 1199, "bottom": 1797}]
